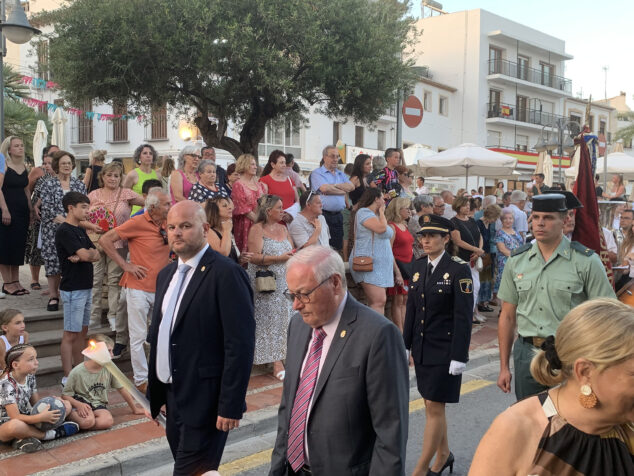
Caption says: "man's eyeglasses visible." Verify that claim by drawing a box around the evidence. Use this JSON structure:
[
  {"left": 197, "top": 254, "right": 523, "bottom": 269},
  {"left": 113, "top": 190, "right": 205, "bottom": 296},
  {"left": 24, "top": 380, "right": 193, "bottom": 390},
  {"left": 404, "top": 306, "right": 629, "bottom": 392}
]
[
  {"left": 305, "top": 189, "right": 320, "bottom": 203},
  {"left": 159, "top": 228, "right": 168, "bottom": 245},
  {"left": 283, "top": 277, "right": 331, "bottom": 303}
]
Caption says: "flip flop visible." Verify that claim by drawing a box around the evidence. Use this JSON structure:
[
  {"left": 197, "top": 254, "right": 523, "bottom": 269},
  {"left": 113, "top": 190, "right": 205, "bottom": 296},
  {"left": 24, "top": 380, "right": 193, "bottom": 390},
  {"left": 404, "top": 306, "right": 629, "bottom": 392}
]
[
  {"left": 30, "top": 282, "right": 42, "bottom": 290},
  {"left": 2, "top": 283, "right": 27, "bottom": 296}
]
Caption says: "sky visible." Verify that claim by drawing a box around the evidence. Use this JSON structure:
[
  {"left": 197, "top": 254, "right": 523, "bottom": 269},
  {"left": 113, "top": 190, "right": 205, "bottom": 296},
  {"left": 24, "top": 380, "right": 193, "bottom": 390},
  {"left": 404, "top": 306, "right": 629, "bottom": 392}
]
[{"left": 412, "top": 0, "right": 634, "bottom": 105}]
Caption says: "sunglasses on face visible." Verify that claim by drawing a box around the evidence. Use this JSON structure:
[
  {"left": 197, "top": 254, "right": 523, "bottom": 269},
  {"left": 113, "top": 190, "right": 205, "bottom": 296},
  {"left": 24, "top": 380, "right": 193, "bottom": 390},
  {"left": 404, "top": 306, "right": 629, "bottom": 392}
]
[{"left": 159, "top": 228, "right": 168, "bottom": 245}]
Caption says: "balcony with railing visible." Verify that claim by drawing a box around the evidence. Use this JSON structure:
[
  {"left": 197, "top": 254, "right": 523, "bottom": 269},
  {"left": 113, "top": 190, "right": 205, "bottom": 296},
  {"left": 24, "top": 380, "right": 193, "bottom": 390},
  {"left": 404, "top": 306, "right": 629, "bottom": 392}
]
[
  {"left": 488, "top": 59, "right": 572, "bottom": 94},
  {"left": 487, "top": 102, "right": 566, "bottom": 128}
]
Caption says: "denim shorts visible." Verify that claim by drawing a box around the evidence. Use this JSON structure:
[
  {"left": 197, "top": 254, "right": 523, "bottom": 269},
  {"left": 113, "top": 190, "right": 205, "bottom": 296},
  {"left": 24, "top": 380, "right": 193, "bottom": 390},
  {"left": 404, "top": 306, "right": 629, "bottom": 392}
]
[{"left": 60, "top": 289, "right": 92, "bottom": 332}]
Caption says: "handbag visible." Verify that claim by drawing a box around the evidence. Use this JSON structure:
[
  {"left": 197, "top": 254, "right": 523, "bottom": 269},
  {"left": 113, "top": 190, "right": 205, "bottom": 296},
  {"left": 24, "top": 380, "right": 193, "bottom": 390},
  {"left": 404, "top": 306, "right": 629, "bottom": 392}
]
[
  {"left": 255, "top": 269, "right": 276, "bottom": 293},
  {"left": 351, "top": 211, "right": 374, "bottom": 272},
  {"left": 87, "top": 188, "right": 121, "bottom": 243}
]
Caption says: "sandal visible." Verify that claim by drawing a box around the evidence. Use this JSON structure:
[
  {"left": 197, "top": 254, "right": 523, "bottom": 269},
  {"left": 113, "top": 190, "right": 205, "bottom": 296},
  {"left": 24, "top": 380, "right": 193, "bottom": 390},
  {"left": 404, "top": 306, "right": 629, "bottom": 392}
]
[
  {"left": 30, "top": 282, "right": 42, "bottom": 290},
  {"left": 13, "top": 437, "right": 43, "bottom": 453},
  {"left": 2, "top": 283, "right": 27, "bottom": 296},
  {"left": 47, "top": 297, "right": 59, "bottom": 312}
]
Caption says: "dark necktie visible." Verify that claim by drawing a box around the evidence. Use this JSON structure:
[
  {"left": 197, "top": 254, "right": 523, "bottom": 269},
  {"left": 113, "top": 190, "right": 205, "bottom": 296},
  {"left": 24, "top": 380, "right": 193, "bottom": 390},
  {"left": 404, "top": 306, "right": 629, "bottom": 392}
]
[
  {"left": 426, "top": 262, "right": 434, "bottom": 281},
  {"left": 287, "top": 327, "right": 327, "bottom": 471}
]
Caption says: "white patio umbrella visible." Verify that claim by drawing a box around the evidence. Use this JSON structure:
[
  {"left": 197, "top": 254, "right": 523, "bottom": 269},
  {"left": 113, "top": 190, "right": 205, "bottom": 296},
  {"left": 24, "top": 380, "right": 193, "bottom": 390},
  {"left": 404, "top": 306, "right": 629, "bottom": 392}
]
[
  {"left": 402, "top": 143, "right": 436, "bottom": 166},
  {"left": 595, "top": 152, "right": 634, "bottom": 180},
  {"left": 51, "top": 108, "right": 67, "bottom": 150},
  {"left": 417, "top": 143, "right": 517, "bottom": 188},
  {"left": 32, "top": 120, "right": 48, "bottom": 167}
]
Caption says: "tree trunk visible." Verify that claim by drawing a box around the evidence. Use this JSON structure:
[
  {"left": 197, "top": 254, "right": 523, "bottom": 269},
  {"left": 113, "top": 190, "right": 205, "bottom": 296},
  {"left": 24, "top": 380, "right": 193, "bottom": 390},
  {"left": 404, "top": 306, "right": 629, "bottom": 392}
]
[{"left": 194, "top": 111, "right": 267, "bottom": 163}]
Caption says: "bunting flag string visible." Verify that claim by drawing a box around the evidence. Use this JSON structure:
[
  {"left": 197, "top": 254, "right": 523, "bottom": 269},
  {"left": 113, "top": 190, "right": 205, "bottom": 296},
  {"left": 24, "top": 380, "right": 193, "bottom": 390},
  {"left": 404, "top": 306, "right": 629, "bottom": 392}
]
[
  {"left": 16, "top": 94, "right": 145, "bottom": 123},
  {"left": 21, "top": 75, "right": 59, "bottom": 90}
]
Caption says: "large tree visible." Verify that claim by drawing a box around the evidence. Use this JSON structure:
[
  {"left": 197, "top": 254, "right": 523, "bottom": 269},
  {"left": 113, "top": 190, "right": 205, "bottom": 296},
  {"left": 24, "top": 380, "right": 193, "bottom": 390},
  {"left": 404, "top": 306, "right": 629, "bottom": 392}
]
[{"left": 40, "top": 0, "right": 417, "bottom": 158}]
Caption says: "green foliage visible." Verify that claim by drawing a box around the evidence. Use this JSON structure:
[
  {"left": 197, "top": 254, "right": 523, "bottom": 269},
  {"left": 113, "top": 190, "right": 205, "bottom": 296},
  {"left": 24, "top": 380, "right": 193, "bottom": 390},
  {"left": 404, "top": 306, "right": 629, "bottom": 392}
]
[
  {"left": 2, "top": 64, "right": 50, "bottom": 157},
  {"left": 3, "top": 64, "right": 29, "bottom": 101},
  {"left": 40, "top": 0, "right": 417, "bottom": 158},
  {"left": 4, "top": 100, "right": 51, "bottom": 159},
  {"left": 615, "top": 111, "right": 634, "bottom": 145}
]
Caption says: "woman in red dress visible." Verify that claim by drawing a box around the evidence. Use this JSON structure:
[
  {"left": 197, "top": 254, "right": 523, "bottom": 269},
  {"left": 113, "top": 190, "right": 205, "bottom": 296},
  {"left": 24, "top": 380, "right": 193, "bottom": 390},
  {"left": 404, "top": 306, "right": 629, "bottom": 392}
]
[
  {"left": 386, "top": 197, "right": 413, "bottom": 331},
  {"left": 232, "top": 154, "right": 267, "bottom": 252},
  {"left": 258, "top": 150, "right": 298, "bottom": 223}
]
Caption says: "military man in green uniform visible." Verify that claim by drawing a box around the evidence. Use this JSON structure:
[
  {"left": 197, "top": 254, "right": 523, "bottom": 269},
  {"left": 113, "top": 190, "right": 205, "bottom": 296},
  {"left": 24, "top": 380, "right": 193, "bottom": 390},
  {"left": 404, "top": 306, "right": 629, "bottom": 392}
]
[{"left": 497, "top": 194, "right": 615, "bottom": 400}]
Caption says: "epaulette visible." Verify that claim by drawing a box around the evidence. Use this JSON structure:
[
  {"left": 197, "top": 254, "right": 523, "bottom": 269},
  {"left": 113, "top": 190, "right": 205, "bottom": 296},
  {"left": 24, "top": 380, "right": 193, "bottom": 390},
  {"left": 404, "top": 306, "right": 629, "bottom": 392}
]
[
  {"left": 510, "top": 243, "right": 532, "bottom": 257},
  {"left": 570, "top": 241, "right": 594, "bottom": 256},
  {"left": 451, "top": 256, "right": 466, "bottom": 264}
]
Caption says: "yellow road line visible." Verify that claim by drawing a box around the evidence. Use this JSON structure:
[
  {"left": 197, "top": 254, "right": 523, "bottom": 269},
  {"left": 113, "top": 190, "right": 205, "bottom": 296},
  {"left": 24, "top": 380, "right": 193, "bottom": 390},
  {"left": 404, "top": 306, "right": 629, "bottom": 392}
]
[
  {"left": 220, "top": 378, "right": 493, "bottom": 474},
  {"left": 409, "top": 378, "right": 494, "bottom": 413},
  {"left": 220, "top": 449, "right": 273, "bottom": 475}
]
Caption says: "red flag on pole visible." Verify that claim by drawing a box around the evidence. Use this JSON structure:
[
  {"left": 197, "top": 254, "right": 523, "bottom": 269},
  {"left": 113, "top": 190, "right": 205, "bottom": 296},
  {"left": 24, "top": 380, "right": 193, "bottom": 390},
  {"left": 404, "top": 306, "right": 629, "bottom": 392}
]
[{"left": 572, "top": 136, "right": 614, "bottom": 287}]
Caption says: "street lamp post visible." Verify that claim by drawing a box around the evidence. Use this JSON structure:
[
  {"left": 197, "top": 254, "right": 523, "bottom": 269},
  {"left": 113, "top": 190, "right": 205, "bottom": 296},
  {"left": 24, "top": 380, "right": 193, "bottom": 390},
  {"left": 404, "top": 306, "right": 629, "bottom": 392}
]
[
  {"left": 0, "top": 0, "right": 41, "bottom": 141},
  {"left": 534, "top": 118, "right": 579, "bottom": 186}
]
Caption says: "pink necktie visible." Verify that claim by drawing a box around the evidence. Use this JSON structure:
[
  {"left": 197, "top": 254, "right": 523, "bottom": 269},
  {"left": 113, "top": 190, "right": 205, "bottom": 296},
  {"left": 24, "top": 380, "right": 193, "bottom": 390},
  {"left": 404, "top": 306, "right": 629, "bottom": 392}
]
[{"left": 287, "top": 327, "right": 327, "bottom": 471}]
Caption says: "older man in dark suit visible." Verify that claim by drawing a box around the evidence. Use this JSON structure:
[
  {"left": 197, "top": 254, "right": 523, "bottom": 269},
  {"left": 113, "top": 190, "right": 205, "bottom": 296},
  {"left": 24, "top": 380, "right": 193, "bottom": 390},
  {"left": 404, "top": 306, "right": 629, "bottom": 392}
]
[
  {"left": 270, "top": 246, "right": 409, "bottom": 476},
  {"left": 147, "top": 200, "right": 255, "bottom": 475}
]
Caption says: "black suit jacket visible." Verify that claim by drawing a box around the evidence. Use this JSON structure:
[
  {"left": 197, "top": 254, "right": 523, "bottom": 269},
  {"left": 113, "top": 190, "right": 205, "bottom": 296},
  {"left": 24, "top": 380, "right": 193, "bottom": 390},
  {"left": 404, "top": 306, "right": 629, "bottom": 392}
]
[
  {"left": 403, "top": 252, "right": 473, "bottom": 365},
  {"left": 269, "top": 295, "right": 409, "bottom": 476},
  {"left": 147, "top": 247, "right": 255, "bottom": 426}
]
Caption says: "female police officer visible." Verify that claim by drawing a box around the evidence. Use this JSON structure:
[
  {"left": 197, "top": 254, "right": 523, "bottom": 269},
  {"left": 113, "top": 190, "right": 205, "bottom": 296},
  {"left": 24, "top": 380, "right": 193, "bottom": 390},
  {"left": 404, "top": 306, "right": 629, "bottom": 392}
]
[{"left": 403, "top": 214, "right": 474, "bottom": 476}]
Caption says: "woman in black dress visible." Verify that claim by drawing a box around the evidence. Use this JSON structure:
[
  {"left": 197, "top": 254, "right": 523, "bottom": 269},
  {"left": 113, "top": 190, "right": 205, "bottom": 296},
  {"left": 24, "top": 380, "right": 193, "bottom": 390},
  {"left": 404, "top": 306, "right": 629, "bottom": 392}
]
[
  {"left": 449, "top": 195, "right": 485, "bottom": 323},
  {"left": 0, "top": 136, "right": 32, "bottom": 295},
  {"left": 404, "top": 215, "right": 474, "bottom": 476}
]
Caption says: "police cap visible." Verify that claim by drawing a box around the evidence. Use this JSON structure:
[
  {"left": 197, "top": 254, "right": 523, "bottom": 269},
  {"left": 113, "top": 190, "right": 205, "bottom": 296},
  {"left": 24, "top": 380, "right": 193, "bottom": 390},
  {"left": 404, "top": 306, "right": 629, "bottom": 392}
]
[
  {"left": 418, "top": 214, "right": 454, "bottom": 234},
  {"left": 542, "top": 190, "right": 583, "bottom": 210},
  {"left": 532, "top": 193, "right": 568, "bottom": 213}
]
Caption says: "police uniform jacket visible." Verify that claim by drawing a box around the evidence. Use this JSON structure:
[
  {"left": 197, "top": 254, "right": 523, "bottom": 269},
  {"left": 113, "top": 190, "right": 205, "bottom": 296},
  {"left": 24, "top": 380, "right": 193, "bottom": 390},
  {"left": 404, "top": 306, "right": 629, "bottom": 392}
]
[{"left": 403, "top": 251, "right": 474, "bottom": 365}]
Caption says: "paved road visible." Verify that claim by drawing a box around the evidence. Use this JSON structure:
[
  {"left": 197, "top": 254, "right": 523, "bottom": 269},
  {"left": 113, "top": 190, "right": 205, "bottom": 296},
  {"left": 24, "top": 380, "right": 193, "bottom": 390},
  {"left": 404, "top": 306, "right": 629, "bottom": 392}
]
[{"left": 142, "top": 363, "right": 515, "bottom": 476}]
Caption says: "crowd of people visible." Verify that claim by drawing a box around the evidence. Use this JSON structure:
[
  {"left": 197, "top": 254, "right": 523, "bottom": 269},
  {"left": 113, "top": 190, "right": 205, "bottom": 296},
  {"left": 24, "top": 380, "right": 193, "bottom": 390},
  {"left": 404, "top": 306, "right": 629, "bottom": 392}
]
[{"left": 0, "top": 140, "right": 632, "bottom": 476}]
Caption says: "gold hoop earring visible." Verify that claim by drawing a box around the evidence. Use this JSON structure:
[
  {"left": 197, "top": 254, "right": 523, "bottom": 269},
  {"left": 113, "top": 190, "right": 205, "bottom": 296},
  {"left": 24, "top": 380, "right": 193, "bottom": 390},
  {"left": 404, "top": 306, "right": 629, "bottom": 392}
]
[{"left": 579, "top": 384, "right": 598, "bottom": 409}]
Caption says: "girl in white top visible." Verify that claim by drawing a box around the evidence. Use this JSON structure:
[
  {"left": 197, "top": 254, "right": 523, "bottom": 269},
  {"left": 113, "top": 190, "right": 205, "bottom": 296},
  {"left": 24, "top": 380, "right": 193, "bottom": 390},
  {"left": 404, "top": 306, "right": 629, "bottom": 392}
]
[{"left": 0, "top": 309, "right": 28, "bottom": 370}]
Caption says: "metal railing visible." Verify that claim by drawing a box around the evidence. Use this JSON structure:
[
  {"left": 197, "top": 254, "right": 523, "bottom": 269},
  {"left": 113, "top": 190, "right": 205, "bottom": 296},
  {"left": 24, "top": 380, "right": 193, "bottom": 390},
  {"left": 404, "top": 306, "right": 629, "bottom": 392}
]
[
  {"left": 488, "top": 59, "right": 572, "bottom": 94},
  {"left": 487, "top": 102, "right": 566, "bottom": 128}
]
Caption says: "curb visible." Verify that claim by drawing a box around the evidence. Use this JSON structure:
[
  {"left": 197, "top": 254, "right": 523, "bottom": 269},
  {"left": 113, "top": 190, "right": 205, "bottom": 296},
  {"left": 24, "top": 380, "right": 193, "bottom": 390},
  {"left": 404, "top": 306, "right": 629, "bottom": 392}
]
[{"left": 33, "top": 348, "right": 501, "bottom": 476}]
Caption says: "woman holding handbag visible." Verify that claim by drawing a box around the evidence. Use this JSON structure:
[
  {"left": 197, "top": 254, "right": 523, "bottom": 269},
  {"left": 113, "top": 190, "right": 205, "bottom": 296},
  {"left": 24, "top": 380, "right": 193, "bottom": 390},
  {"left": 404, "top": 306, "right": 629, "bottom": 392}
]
[
  {"left": 450, "top": 196, "right": 485, "bottom": 323},
  {"left": 247, "top": 195, "right": 294, "bottom": 380},
  {"left": 87, "top": 162, "right": 144, "bottom": 333},
  {"left": 349, "top": 188, "right": 394, "bottom": 315},
  {"left": 386, "top": 196, "right": 413, "bottom": 331}
]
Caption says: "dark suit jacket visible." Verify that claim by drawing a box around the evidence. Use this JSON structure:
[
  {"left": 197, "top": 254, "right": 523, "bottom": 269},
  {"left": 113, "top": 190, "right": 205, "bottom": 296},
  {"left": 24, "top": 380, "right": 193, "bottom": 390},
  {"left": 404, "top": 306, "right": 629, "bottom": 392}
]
[
  {"left": 403, "top": 252, "right": 473, "bottom": 365},
  {"left": 269, "top": 295, "right": 409, "bottom": 476},
  {"left": 147, "top": 247, "right": 255, "bottom": 426}
]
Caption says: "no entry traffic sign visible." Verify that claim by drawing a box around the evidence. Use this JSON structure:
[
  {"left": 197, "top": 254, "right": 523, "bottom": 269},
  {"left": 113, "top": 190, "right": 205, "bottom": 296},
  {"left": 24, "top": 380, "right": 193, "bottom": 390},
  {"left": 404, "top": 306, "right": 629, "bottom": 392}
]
[{"left": 402, "top": 95, "right": 423, "bottom": 128}]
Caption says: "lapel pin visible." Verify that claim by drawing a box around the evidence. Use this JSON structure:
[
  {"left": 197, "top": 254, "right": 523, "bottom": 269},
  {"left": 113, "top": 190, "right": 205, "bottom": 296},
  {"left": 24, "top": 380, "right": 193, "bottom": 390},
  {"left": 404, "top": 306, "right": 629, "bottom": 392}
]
[
  {"left": 201, "top": 266, "right": 206, "bottom": 271},
  {"left": 340, "top": 330, "right": 346, "bottom": 338},
  {"left": 443, "top": 273, "right": 449, "bottom": 280},
  {"left": 517, "top": 273, "right": 523, "bottom": 279}
]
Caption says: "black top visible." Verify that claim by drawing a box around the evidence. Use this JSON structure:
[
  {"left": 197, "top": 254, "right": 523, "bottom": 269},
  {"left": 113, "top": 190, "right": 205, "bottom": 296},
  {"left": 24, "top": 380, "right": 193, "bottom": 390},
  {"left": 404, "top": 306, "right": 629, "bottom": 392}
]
[
  {"left": 450, "top": 217, "right": 481, "bottom": 261},
  {"left": 476, "top": 219, "right": 491, "bottom": 252},
  {"left": 211, "top": 228, "right": 239, "bottom": 264},
  {"left": 348, "top": 175, "right": 366, "bottom": 205},
  {"left": 86, "top": 165, "right": 102, "bottom": 193},
  {"left": 55, "top": 223, "right": 95, "bottom": 291}
]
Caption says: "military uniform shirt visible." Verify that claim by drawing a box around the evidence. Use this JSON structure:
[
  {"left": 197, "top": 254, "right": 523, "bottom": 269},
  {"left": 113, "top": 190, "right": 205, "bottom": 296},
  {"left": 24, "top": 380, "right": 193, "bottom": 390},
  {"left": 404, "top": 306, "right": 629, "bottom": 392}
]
[{"left": 497, "top": 236, "right": 615, "bottom": 337}]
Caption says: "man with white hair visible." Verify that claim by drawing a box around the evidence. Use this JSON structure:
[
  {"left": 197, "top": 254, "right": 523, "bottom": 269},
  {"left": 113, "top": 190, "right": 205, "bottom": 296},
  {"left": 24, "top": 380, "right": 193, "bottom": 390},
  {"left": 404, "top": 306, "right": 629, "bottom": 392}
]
[
  {"left": 99, "top": 188, "right": 171, "bottom": 393},
  {"left": 309, "top": 146, "right": 354, "bottom": 251},
  {"left": 270, "top": 246, "right": 409, "bottom": 476}
]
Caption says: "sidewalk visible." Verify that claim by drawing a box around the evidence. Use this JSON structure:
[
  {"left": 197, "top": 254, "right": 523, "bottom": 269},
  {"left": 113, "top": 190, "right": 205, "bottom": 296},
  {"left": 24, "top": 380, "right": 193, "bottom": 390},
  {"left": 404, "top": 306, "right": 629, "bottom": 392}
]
[{"left": 0, "top": 266, "right": 503, "bottom": 475}]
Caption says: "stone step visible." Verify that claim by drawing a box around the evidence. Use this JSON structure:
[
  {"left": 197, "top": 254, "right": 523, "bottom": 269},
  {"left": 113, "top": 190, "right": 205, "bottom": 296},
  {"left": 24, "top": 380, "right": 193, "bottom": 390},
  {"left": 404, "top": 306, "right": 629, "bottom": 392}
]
[
  {"left": 28, "top": 326, "right": 116, "bottom": 358},
  {"left": 21, "top": 307, "right": 65, "bottom": 333}
]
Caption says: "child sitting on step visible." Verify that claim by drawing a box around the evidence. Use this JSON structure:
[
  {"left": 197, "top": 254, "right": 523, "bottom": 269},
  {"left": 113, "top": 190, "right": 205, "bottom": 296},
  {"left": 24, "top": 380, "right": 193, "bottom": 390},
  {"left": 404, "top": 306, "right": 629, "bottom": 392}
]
[
  {"left": 0, "top": 309, "right": 29, "bottom": 370},
  {"left": 0, "top": 344, "right": 79, "bottom": 453},
  {"left": 62, "top": 334, "right": 143, "bottom": 431}
]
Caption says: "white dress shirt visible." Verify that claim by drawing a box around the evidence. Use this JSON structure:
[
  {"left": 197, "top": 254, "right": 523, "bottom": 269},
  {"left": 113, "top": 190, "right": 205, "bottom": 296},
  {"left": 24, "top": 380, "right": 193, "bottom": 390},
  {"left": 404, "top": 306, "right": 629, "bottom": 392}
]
[
  {"left": 300, "top": 292, "right": 348, "bottom": 462},
  {"left": 428, "top": 250, "right": 445, "bottom": 274},
  {"left": 158, "top": 244, "right": 209, "bottom": 383}
]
